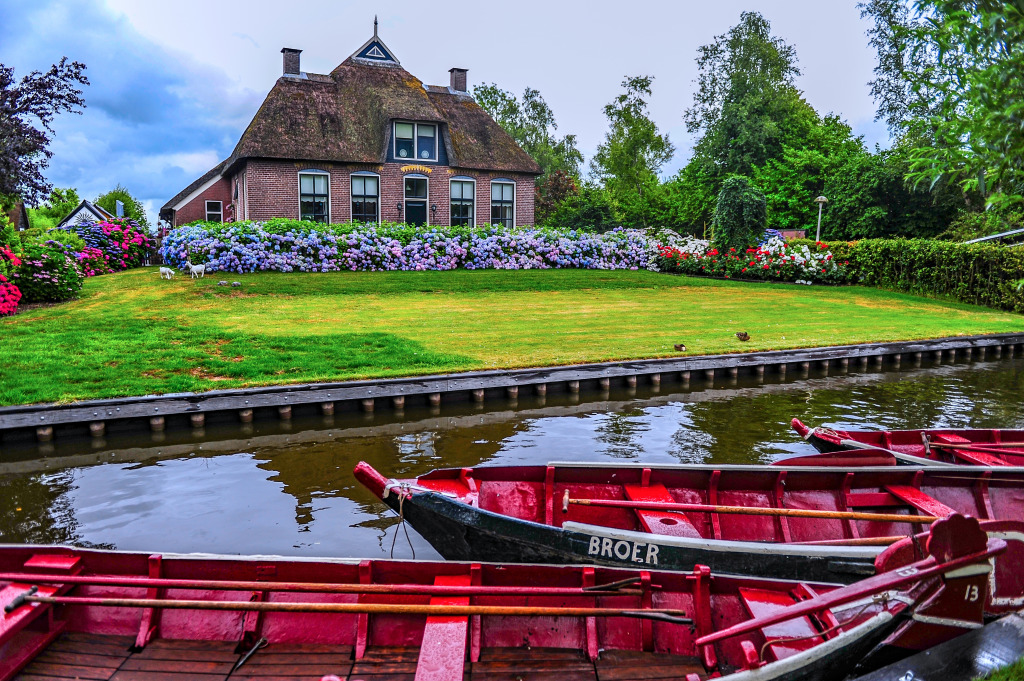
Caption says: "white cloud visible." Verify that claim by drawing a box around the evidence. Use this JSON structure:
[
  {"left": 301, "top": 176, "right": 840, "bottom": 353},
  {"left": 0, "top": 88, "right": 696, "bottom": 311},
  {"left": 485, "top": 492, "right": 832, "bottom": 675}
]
[{"left": 1, "top": 0, "right": 891, "bottom": 207}]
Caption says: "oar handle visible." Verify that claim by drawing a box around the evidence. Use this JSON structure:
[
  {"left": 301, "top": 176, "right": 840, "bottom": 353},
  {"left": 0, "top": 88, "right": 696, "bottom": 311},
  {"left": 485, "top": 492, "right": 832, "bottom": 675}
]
[
  {"left": 3, "top": 585, "right": 36, "bottom": 614},
  {"left": 5, "top": 592, "right": 692, "bottom": 622}
]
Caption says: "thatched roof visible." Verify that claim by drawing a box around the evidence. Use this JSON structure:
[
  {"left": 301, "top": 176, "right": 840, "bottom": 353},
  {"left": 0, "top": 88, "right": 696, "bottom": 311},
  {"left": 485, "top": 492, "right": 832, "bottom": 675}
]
[{"left": 226, "top": 57, "right": 540, "bottom": 175}]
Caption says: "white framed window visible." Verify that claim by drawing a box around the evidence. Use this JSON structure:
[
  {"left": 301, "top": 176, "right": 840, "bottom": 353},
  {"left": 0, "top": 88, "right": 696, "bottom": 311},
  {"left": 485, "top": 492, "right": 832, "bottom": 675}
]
[
  {"left": 404, "top": 175, "right": 429, "bottom": 227},
  {"left": 205, "top": 200, "right": 223, "bottom": 223},
  {"left": 298, "top": 170, "right": 330, "bottom": 223},
  {"left": 351, "top": 173, "right": 380, "bottom": 223},
  {"left": 450, "top": 178, "right": 475, "bottom": 227},
  {"left": 394, "top": 121, "right": 438, "bottom": 161},
  {"left": 490, "top": 181, "right": 515, "bottom": 228}
]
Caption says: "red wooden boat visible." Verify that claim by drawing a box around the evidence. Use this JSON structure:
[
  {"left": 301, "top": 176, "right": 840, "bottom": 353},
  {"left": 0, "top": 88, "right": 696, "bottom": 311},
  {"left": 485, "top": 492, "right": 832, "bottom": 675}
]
[
  {"left": 354, "top": 461, "right": 1024, "bottom": 615},
  {"left": 0, "top": 515, "right": 1005, "bottom": 681},
  {"left": 791, "top": 419, "right": 1024, "bottom": 466}
]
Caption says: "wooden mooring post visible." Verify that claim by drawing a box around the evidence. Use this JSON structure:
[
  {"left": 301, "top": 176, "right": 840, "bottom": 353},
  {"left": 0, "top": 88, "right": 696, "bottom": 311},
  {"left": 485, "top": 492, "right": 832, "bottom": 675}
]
[{"left": 3, "top": 333, "right": 1021, "bottom": 442}]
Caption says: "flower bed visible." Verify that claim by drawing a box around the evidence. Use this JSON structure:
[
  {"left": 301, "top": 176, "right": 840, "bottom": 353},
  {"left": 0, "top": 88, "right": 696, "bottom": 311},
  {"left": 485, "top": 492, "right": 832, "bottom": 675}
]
[
  {"left": 63, "top": 219, "right": 152, "bottom": 273},
  {"left": 160, "top": 221, "right": 684, "bottom": 274},
  {"left": 14, "top": 242, "right": 85, "bottom": 303},
  {"left": 656, "top": 235, "right": 850, "bottom": 285},
  {"left": 0, "top": 246, "right": 23, "bottom": 316}
]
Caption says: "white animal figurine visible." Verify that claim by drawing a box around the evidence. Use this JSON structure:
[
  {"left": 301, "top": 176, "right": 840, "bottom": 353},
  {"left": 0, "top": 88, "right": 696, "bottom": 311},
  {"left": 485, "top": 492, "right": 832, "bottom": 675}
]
[
  {"left": 159, "top": 267, "right": 175, "bottom": 280},
  {"left": 187, "top": 262, "right": 206, "bottom": 279}
]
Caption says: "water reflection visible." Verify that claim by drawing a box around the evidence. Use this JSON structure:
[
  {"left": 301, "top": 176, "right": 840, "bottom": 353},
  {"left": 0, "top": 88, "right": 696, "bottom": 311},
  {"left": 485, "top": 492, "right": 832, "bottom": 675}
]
[{"left": 1, "top": 358, "right": 1022, "bottom": 559}]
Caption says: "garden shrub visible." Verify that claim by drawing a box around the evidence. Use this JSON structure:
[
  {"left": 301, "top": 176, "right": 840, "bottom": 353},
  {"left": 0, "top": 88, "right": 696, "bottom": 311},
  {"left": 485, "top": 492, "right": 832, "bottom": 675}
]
[
  {"left": 851, "top": 239, "right": 1024, "bottom": 313},
  {"left": 44, "top": 229, "right": 86, "bottom": 252},
  {"left": 0, "top": 274, "right": 20, "bottom": 316},
  {"left": 161, "top": 221, "right": 680, "bottom": 273},
  {"left": 76, "top": 247, "right": 110, "bottom": 277},
  {"left": 18, "top": 227, "right": 44, "bottom": 245},
  {"left": 0, "top": 245, "right": 22, "bottom": 316},
  {"left": 59, "top": 219, "right": 153, "bottom": 272},
  {"left": 710, "top": 177, "right": 767, "bottom": 253},
  {"left": 0, "top": 213, "right": 20, "bottom": 251},
  {"left": 938, "top": 210, "right": 1023, "bottom": 242},
  {"left": 656, "top": 234, "right": 849, "bottom": 284},
  {"left": 787, "top": 238, "right": 858, "bottom": 275},
  {"left": 15, "top": 242, "right": 84, "bottom": 303},
  {"left": 0, "top": 244, "right": 20, "bottom": 278}
]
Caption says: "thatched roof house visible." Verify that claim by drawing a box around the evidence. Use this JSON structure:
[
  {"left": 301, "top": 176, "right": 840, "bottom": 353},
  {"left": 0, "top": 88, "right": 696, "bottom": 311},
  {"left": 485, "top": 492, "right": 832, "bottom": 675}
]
[{"left": 161, "top": 22, "right": 540, "bottom": 229}]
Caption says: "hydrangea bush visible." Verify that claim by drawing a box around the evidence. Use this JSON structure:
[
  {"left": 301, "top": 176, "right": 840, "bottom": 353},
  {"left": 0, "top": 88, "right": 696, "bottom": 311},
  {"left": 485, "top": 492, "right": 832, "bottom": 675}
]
[
  {"left": 656, "top": 235, "right": 850, "bottom": 284},
  {"left": 0, "top": 246, "right": 22, "bottom": 316},
  {"left": 61, "top": 219, "right": 153, "bottom": 273},
  {"left": 160, "top": 221, "right": 686, "bottom": 274},
  {"left": 14, "top": 241, "right": 85, "bottom": 303}
]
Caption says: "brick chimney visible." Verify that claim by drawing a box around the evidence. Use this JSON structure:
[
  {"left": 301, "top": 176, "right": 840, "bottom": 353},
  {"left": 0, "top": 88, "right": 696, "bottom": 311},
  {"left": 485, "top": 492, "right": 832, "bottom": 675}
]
[
  {"left": 282, "top": 48, "right": 302, "bottom": 77},
  {"left": 449, "top": 68, "right": 468, "bottom": 92}
]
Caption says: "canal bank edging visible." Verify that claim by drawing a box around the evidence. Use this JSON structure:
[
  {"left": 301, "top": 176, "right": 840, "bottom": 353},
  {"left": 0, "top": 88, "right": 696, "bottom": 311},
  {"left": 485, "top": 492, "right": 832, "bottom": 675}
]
[{"left": 1, "top": 333, "right": 1022, "bottom": 444}]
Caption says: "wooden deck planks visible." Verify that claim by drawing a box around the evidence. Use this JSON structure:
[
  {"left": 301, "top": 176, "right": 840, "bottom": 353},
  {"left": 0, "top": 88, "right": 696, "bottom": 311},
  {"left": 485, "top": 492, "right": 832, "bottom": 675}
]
[{"left": 14, "top": 635, "right": 708, "bottom": 681}]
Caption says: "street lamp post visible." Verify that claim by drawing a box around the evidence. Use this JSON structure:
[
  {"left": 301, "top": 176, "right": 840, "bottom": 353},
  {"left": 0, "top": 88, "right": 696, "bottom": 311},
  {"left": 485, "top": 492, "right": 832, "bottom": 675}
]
[{"left": 814, "top": 196, "right": 828, "bottom": 242}]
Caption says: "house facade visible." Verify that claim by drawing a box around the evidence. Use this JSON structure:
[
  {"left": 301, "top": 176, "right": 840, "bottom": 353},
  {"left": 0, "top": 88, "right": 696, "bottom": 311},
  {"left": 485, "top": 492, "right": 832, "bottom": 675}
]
[{"left": 160, "top": 24, "right": 541, "bottom": 229}]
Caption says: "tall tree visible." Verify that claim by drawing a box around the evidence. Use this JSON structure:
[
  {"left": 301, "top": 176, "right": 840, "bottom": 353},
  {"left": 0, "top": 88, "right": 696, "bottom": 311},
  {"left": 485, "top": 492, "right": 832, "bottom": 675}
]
[
  {"left": 860, "top": 1, "right": 1024, "bottom": 208},
  {"left": 96, "top": 184, "right": 149, "bottom": 230},
  {"left": 752, "top": 115, "right": 867, "bottom": 230},
  {"left": 0, "top": 58, "right": 88, "bottom": 206},
  {"left": 474, "top": 84, "right": 582, "bottom": 178},
  {"left": 684, "top": 12, "right": 813, "bottom": 178},
  {"left": 590, "top": 75, "right": 674, "bottom": 217}
]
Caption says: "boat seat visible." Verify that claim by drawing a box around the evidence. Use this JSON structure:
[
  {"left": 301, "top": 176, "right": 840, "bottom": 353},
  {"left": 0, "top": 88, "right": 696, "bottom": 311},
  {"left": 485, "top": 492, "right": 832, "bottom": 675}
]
[
  {"left": 0, "top": 554, "right": 81, "bottom": 679},
  {"left": 737, "top": 587, "right": 823, "bottom": 662},
  {"left": 415, "top": 574, "right": 471, "bottom": 681},
  {"left": 883, "top": 485, "right": 956, "bottom": 518},
  {"left": 624, "top": 484, "right": 702, "bottom": 538},
  {"left": 931, "top": 434, "right": 1009, "bottom": 466}
]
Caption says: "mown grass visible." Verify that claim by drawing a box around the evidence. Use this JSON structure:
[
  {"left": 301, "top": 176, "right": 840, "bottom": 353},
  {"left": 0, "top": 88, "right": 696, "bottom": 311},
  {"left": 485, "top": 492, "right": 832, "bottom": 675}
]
[
  {"left": 976, "top": 658, "right": 1024, "bottom": 681},
  {"left": 1, "top": 268, "right": 1022, "bottom": 406}
]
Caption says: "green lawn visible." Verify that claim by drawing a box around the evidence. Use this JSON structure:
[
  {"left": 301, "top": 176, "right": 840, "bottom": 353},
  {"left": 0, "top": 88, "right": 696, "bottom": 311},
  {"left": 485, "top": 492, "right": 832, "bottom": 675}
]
[
  {"left": 977, "top": 658, "right": 1024, "bottom": 681},
  {"left": 1, "top": 268, "right": 1022, "bottom": 406}
]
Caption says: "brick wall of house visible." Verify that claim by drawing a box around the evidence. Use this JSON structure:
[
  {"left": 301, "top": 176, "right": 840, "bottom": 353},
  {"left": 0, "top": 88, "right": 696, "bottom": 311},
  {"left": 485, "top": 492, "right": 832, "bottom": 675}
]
[
  {"left": 218, "top": 159, "right": 537, "bottom": 227},
  {"left": 173, "top": 176, "right": 233, "bottom": 226}
]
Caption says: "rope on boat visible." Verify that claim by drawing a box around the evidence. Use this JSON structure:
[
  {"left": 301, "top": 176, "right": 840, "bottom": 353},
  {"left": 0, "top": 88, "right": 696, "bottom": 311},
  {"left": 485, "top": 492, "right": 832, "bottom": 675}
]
[{"left": 389, "top": 485, "right": 415, "bottom": 559}]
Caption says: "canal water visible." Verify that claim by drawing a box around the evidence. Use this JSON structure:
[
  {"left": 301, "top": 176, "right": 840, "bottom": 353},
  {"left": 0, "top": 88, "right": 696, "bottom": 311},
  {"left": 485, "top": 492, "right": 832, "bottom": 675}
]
[{"left": 1, "top": 357, "right": 1022, "bottom": 560}]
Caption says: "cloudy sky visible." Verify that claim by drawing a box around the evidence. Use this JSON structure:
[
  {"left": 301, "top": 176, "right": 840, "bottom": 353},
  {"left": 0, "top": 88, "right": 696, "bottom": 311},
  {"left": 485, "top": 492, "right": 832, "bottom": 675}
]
[{"left": 1, "top": 0, "right": 889, "bottom": 220}]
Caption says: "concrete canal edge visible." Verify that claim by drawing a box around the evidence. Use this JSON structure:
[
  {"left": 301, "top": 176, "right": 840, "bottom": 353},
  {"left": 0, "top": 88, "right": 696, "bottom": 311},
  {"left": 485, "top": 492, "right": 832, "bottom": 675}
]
[{"left": 2, "top": 332, "right": 1023, "bottom": 444}]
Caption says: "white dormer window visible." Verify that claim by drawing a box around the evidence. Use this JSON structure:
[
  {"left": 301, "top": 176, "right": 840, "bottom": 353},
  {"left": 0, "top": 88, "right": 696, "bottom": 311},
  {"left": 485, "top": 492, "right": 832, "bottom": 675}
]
[
  {"left": 206, "top": 201, "right": 223, "bottom": 223},
  {"left": 394, "top": 122, "right": 437, "bottom": 161}
]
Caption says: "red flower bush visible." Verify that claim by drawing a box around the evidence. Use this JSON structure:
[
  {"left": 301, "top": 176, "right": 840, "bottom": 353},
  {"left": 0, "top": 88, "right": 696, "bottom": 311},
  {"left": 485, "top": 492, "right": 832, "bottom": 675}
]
[
  {"left": 0, "top": 274, "right": 20, "bottom": 316},
  {"left": 656, "top": 236, "right": 850, "bottom": 285}
]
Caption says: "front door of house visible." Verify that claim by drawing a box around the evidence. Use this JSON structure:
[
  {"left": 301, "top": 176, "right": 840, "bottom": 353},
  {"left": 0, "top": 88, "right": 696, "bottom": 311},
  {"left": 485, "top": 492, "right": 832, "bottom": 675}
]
[{"left": 405, "top": 177, "right": 428, "bottom": 226}]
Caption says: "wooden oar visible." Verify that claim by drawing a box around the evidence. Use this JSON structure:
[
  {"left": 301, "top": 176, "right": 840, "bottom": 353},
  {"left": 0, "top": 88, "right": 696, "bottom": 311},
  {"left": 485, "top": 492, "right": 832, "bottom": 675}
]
[
  {"left": 0, "top": 573, "right": 640, "bottom": 597},
  {"left": 929, "top": 441, "right": 1024, "bottom": 450},
  {"left": 563, "top": 493, "right": 939, "bottom": 523},
  {"left": 791, "top": 536, "right": 907, "bottom": 547},
  {"left": 840, "top": 439, "right": 957, "bottom": 467},
  {"left": 3, "top": 589, "right": 691, "bottom": 624}
]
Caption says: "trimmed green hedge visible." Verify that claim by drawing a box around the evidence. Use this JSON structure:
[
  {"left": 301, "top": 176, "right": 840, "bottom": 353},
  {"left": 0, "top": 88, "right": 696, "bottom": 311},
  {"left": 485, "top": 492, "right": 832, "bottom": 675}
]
[{"left": 850, "top": 239, "right": 1024, "bottom": 313}]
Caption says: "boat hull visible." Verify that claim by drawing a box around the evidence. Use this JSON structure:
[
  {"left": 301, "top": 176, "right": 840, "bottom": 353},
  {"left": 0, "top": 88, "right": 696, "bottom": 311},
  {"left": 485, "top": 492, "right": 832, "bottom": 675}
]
[
  {"left": 357, "top": 461, "right": 1024, "bottom": 614},
  {"left": 388, "top": 490, "right": 880, "bottom": 584},
  {"left": 791, "top": 419, "right": 1024, "bottom": 466}
]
